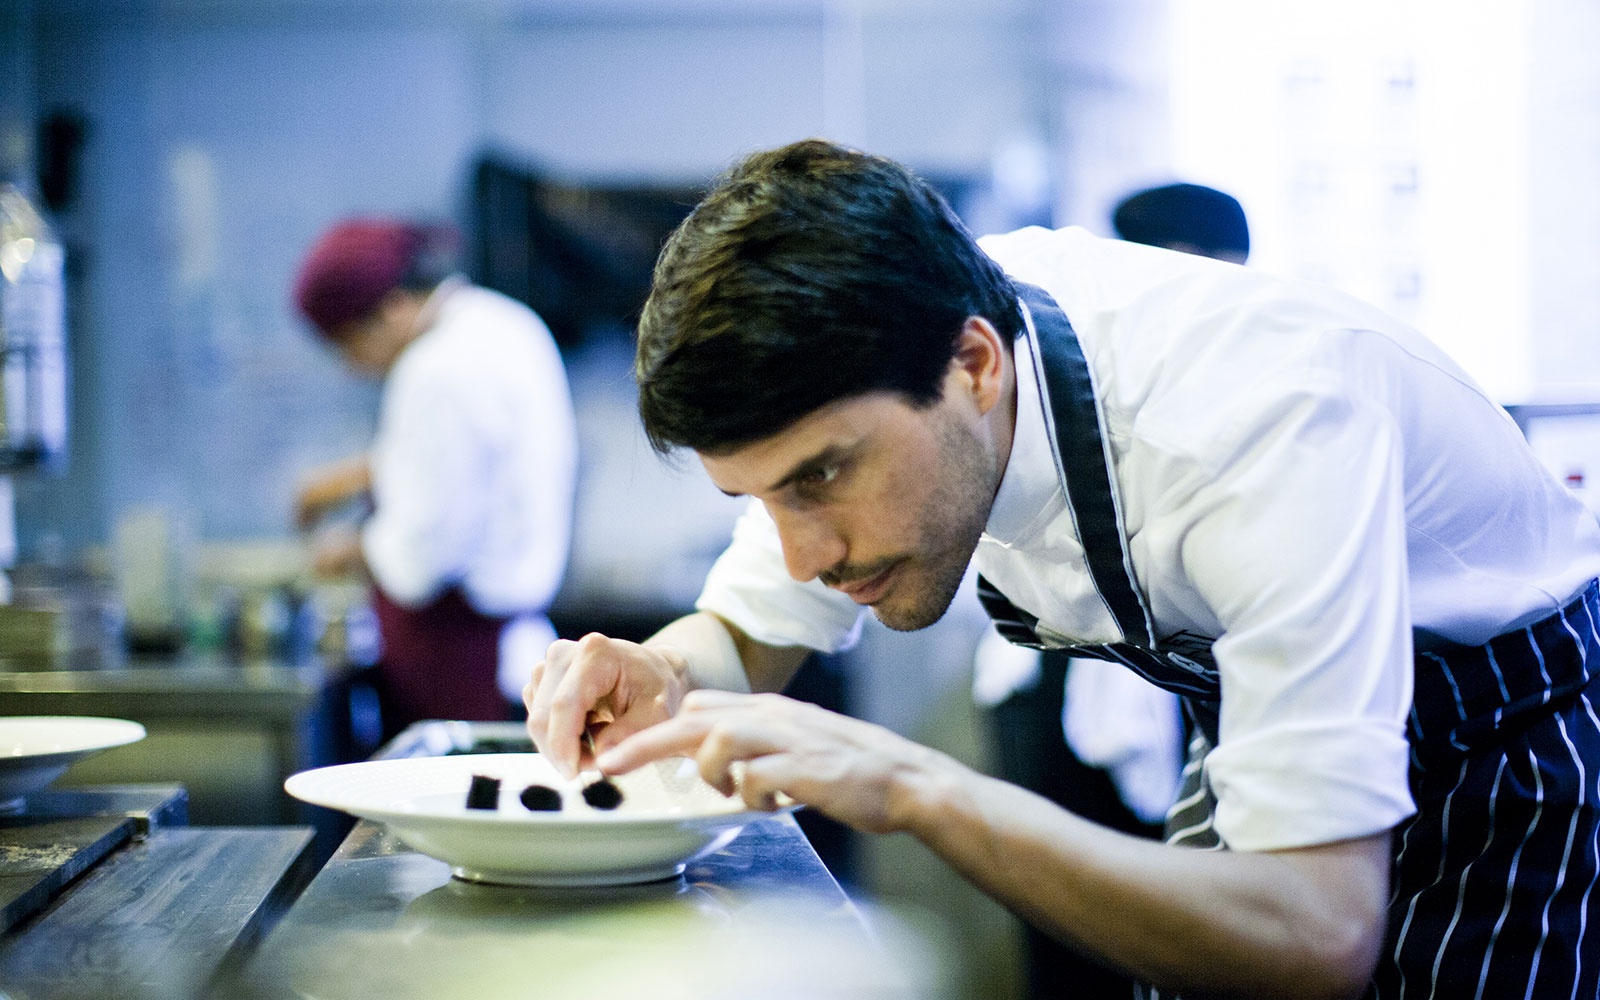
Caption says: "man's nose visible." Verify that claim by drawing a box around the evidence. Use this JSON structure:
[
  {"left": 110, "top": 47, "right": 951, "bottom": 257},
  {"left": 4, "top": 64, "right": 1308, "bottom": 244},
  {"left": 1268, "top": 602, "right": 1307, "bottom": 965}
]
[{"left": 770, "top": 508, "right": 847, "bottom": 583}]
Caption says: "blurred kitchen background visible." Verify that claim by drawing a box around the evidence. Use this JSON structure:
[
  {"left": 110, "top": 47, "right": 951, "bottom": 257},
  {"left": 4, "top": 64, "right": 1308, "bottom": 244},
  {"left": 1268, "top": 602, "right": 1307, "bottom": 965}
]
[{"left": 3, "top": 0, "right": 1600, "bottom": 996}]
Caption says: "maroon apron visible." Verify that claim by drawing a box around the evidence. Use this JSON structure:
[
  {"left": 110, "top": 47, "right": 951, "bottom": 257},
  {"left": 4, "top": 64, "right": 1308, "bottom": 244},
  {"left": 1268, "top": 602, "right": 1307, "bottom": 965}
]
[{"left": 370, "top": 585, "right": 512, "bottom": 731}]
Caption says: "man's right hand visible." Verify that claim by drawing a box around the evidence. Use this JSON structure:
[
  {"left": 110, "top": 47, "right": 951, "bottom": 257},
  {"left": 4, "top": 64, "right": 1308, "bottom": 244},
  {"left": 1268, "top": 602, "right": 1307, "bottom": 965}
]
[
  {"left": 293, "top": 455, "right": 373, "bottom": 532},
  {"left": 523, "top": 632, "right": 691, "bottom": 779}
]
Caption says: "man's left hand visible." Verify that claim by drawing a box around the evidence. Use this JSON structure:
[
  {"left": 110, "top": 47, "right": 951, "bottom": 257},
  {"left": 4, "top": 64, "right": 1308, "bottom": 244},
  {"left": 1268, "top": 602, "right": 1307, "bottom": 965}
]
[{"left": 596, "top": 689, "right": 953, "bottom": 834}]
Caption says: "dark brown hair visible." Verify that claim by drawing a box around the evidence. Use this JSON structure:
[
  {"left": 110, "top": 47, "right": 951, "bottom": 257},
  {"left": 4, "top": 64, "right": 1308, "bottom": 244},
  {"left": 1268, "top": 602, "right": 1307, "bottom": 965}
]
[{"left": 635, "top": 140, "right": 1020, "bottom": 455}]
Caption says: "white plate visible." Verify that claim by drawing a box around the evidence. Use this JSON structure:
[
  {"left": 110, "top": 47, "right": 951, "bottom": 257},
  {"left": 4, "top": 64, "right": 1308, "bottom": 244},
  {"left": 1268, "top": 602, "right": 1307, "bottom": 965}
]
[
  {"left": 284, "top": 754, "right": 790, "bottom": 887},
  {"left": 0, "top": 716, "right": 147, "bottom": 809}
]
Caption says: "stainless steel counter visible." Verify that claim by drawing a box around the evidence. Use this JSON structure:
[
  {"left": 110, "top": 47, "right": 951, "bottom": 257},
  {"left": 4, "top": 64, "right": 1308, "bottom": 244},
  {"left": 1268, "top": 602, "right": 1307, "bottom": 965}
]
[
  {"left": 0, "top": 654, "right": 327, "bottom": 718},
  {"left": 232, "top": 813, "right": 925, "bottom": 1000}
]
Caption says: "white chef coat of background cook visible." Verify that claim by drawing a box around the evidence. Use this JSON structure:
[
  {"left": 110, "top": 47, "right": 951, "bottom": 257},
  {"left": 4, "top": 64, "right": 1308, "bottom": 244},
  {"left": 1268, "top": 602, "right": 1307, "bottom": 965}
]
[{"left": 363, "top": 280, "right": 578, "bottom": 702}]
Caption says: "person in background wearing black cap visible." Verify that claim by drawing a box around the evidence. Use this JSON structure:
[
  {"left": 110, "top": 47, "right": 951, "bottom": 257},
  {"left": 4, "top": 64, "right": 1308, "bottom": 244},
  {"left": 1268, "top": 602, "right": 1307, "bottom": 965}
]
[
  {"left": 1111, "top": 181, "right": 1250, "bottom": 264},
  {"left": 293, "top": 219, "right": 578, "bottom": 741}
]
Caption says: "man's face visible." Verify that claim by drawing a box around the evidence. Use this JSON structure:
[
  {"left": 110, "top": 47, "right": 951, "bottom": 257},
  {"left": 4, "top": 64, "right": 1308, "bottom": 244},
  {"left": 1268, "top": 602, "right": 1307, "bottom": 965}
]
[
  {"left": 700, "top": 383, "right": 999, "bottom": 632},
  {"left": 332, "top": 312, "right": 406, "bottom": 377},
  {"left": 331, "top": 293, "right": 423, "bottom": 377}
]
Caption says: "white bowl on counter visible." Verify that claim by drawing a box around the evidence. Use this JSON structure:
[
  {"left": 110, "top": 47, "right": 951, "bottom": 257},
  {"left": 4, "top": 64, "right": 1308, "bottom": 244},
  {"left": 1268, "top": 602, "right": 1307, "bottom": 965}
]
[
  {"left": 284, "top": 753, "right": 791, "bottom": 887},
  {"left": 0, "top": 715, "right": 148, "bottom": 809}
]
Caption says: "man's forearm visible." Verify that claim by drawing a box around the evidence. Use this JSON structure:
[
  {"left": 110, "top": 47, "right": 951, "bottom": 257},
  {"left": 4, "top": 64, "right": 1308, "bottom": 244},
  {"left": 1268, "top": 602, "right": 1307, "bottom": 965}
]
[
  {"left": 643, "top": 611, "right": 809, "bottom": 694},
  {"left": 896, "top": 757, "right": 1390, "bottom": 1000}
]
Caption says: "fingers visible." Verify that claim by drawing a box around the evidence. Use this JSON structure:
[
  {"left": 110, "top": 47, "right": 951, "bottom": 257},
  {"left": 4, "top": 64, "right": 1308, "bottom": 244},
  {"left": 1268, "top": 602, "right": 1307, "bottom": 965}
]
[
  {"left": 596, "top": 693, "right": 923, "bottom": 831},
  {"left": 692, "top": 708, "right": 792, "bottom": 798},
  {"left": 524, "top": 637, "right": 593, "bottom": 777},
  {"left": 547, "top": 637, "right": 622, "bottom": 777},
  {"left": 674, "top": 688, "right": 750, "bottom": 710},
  {"left": 521, "top": 658, "right": 547, "bottom": 745},
  {"left": 533, "top": 660, "right": 901, "bottom": 825},
  {"left": 293, "top": 481, "right": 337, "bottom": 532},
  {"left": 595, "top": 710, "right": 721, "bottom": 780},
  {"left": 738, "top": 755, "right": 801, "bottom": 812},
  {"left": 524, "top": 633, "right": 668, "bottom": 779},
  {"left": 292, "top": 486, "right": 321, "bottom": 532},
  {"left": 596, "top": 692, "right": 791, "bottom": 799}
]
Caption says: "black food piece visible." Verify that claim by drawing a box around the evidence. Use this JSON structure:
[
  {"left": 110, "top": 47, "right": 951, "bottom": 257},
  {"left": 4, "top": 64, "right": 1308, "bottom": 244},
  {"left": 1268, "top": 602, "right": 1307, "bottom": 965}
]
[
  {"left": 445, "top": 737, "right": 535, "bottom": 755},
  {"left": 582, "top": 779, "right": 624, "bottom": 810},
  {"left": 466, "top": 774, "right": 501, "bottom": 810},
  {"left": 520, "top": 784, "right": 563, "bottom": 812}
]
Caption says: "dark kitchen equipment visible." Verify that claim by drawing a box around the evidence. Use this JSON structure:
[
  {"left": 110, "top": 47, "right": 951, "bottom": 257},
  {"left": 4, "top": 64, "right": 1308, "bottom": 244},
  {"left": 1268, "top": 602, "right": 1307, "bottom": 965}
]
[{"left": 0, "top": 182, "right": 68, "bottom": 472}]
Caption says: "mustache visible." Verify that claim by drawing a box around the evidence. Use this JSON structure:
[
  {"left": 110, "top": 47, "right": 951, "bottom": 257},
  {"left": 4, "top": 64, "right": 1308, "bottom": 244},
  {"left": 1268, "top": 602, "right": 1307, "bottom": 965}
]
[{"left": 819, "top": 557, "right": 901, "bottom": 588}]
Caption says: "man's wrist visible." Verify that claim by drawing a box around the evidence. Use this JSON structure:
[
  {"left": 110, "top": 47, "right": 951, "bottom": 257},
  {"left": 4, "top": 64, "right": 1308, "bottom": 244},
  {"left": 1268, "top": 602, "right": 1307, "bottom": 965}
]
[
  {"left": 650, "top": 616, "right": 753, "bottom": 694},
  {"left": 886, "top": 743, "right": 970, "bottom": 837},
  {"left": 649, "top": 644, "right": 694, "bottom": 696}
]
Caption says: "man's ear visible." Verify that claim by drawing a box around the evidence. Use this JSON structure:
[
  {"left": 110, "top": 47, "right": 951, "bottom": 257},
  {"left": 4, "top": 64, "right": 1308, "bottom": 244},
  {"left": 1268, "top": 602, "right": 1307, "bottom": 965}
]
[
  {"left": 374, "top": 288, "right": 431, "bottom": 349},
  {"left": 950, "top": 316, "right": 1008, "bottom": 415},
  {"left": 376, "top": 287, "right": 419, "bottom": 323}
]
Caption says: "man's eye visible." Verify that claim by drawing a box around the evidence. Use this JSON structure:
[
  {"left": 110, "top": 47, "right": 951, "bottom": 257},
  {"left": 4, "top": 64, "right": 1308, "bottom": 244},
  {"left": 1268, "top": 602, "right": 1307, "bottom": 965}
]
[{"left": 792, "top": 465, "right": 841, "bottom": 498}]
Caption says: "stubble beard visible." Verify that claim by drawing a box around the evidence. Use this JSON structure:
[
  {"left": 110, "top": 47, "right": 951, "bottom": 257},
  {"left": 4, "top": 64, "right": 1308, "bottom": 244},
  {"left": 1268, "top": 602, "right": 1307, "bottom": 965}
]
[{"left": 869, "top": 411, "right": 994, "bottom": 632}]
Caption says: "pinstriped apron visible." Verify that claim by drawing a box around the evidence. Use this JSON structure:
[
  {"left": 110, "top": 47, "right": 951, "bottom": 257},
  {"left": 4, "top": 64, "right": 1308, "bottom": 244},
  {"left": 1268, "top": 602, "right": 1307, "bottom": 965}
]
[{"left": 978, "top": 282, "right": 1600, "bottom": 999}]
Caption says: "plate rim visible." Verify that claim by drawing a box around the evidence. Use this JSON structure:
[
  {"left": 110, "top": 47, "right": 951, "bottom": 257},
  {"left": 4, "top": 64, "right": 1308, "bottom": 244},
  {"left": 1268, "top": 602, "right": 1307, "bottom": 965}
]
[
  {"left": 283, "top": 753, "right": 793, "bottom": 830},
  {"left": 0, "top": 716, "right": 148, "bottom": 758}
]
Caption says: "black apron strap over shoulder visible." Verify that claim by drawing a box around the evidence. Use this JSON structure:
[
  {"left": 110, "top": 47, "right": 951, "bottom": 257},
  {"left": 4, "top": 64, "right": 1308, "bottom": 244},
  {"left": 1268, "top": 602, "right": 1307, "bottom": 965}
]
[
  {"left": 1011, "top": 281, "right": 1155, "bottom": 648},
  {"left": 977, "top": 282, "right": 1222, "bottom": 704}
]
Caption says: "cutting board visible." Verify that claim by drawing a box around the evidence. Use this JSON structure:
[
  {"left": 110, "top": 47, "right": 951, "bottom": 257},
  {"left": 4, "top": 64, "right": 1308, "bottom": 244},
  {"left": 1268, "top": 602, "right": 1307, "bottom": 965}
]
[
  {"left": 0, "top": 815, "right": 134, "bottom": 933},
  {"left": 16, "top": 784, "right": 189, "bottom": 834}
]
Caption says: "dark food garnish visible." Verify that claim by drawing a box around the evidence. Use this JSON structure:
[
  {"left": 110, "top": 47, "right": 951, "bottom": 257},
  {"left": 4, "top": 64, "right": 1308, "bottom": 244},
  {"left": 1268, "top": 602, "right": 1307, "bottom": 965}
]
[
  {"left": 445, "top": 737, "right": 535, "bottom": 755},
  {"left": 465, "top": 774, "right": 501, "bottom": 810},
  {"left": 519, "top": 783, "right": 563, "bottom": 812},
  {"left": 582, "top": 778, "right": 624, "bottom": 810}
]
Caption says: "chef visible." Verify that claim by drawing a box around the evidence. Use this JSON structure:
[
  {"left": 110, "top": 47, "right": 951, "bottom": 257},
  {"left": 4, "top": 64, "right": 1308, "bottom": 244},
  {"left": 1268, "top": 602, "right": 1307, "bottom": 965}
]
[
  {"left": 294, "top": 218, "right": 577, "bottom": 738},
  {"left": 523, "top": 140, "right": 1600, "bottom": 999}
]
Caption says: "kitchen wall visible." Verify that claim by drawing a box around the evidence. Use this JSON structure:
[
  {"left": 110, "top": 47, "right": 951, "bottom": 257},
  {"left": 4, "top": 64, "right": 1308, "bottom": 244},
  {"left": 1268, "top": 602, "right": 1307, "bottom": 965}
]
[
  {"left": 12, "top": 0, "right": 1074, "bottom": 563},
  {"left": 7, "top": 0, "right": 1188, "bottom": 619},
  {"left": 1, "top": 4, "right": 37, "bottom": 174},
  {"left": 1528, "top": 0, "right": 1600, "bottom": 394}
]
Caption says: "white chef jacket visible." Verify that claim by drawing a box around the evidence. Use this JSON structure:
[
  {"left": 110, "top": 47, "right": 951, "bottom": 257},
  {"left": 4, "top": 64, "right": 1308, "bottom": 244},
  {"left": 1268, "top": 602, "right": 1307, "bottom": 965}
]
[
  {"left": 362, "top": 279, "right": 578, "bottom": 702},
  {"left": 696, "top": 225, "right": 1600, "bottom": 852}
]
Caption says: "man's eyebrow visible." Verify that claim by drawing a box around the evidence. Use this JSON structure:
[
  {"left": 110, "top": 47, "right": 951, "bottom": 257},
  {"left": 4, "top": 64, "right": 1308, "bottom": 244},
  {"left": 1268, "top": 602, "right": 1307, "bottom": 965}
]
[
  {"left": 769, "top": 445, "right": 851, "bottom": 494},
  {"left": 717, "top": 444, "right": 850, "bottom": 499}
]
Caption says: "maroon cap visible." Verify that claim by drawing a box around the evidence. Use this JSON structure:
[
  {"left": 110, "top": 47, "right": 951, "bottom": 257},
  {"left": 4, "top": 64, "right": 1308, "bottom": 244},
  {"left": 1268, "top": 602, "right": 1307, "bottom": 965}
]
[{"left": 293, "top": 219, "right": 424, "bottom": 339}]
